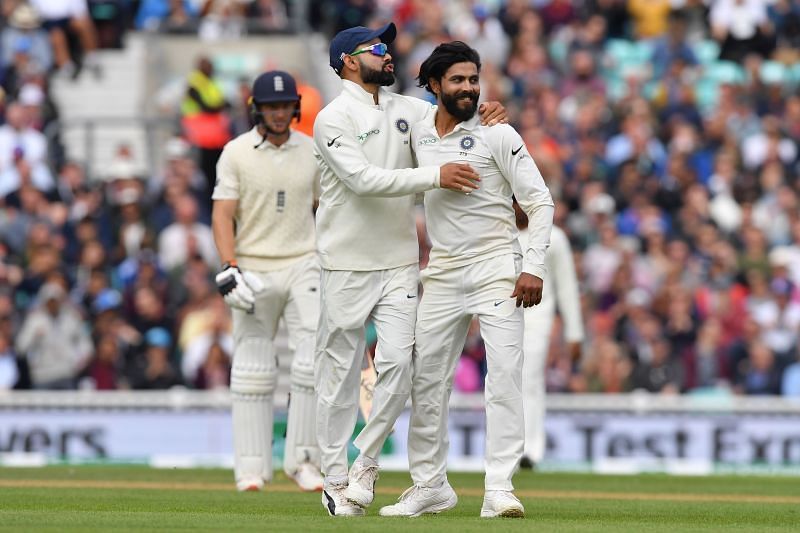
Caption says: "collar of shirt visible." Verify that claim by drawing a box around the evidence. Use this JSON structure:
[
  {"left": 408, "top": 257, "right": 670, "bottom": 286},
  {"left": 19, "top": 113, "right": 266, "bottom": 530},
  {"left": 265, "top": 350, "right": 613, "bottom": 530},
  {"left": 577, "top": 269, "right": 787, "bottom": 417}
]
[
  {"left": 422, "top": 111, "right": 480, "bottom": 138},
  {"left": 341, "top": 79, "right": 394, "bottom": 108},
  {"left": 248, "top": 127, "right": 300, "bottom": 150}
]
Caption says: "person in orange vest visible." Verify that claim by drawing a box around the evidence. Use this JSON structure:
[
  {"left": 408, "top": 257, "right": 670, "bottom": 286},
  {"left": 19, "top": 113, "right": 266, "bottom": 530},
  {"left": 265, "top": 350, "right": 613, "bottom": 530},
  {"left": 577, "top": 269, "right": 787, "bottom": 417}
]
[{"left": 294, "top": 78, "right": 322, "bottom": 137}]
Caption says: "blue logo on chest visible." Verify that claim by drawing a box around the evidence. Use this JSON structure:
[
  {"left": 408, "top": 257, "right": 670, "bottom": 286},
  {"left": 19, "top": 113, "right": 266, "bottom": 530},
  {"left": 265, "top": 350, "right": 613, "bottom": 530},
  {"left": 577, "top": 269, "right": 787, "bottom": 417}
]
[
  {"left": 459, "top": 135, "right": 476, "bottom": 151},
  {"left": 395, "top": 119, "right": 409, "bottom": 134}
]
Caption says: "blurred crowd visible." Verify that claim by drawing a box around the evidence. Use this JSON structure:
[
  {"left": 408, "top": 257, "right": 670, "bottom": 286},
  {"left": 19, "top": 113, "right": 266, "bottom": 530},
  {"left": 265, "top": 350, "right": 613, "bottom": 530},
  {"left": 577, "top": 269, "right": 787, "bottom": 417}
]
[
  {"left": 321, "top": 0, "right": 800, "bottom": 399},
  {"left": 2, "top": 0, "right": 800, "bottom": 398}
]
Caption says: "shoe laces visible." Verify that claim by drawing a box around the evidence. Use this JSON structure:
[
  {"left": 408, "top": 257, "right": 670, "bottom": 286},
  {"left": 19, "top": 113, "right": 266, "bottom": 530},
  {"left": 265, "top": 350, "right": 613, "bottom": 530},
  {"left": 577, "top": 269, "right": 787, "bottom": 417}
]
[
  {"left": 353, "top": 463, "right": 379, "bottom": 488},
  {"left": 397, "top": 484, "right": 440, "bottom": 503},
  {"left": 398, "top": 484, "right": 423, "bottom": 502}
]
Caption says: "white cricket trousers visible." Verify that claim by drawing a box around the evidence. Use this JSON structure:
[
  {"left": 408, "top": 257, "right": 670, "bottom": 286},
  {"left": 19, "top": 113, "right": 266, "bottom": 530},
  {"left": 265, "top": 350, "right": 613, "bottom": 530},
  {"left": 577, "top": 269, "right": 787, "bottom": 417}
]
[
  {"left": 231, "top": 256, "right": 320, "bottom": 486},
  {"left": 315, "top": 264, "right": 418, "bottom": 479},
  {"left": 408, "top": 254, "right": 524, "bottom": 491},
  {"left": 521, "top": 307, "right": 554, "bottom": 463}
]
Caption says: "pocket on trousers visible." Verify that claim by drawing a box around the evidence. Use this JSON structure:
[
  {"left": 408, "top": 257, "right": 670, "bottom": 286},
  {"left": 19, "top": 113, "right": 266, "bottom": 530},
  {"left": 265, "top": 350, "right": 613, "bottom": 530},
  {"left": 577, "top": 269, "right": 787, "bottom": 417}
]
[{"left": 322, "top": 272, "right": 371, "bottom": 330}]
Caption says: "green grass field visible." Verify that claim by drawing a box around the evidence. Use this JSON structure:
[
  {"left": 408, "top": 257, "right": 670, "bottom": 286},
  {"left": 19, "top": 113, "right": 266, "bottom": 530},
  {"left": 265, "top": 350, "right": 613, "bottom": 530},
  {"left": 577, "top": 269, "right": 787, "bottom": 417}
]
[{"left": 1, "top": 466, "right": 798, "bottom": 532}]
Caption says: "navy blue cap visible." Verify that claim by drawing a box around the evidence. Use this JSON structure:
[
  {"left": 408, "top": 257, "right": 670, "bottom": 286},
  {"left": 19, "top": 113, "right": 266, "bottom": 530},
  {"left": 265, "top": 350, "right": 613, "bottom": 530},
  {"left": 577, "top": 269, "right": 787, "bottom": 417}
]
[
  {"left": 251, "top": 70, "right": 299, "bottom": 104},
  {"left": 329, "top": 22, "right": 397, "bottom": 76}
]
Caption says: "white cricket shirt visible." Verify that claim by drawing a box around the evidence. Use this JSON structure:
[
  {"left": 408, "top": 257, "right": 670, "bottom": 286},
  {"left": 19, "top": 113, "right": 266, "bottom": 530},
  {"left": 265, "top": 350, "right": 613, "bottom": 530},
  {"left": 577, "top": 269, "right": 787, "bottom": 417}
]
[
  {"left": 412, "top": 114, "right": 554, "bottom": 279},
  {"left": 212, "top": 128, "right": 319, "bottom": 272},
  {"left": 313, "top": 80, "right": 440, "bottom": 271}
]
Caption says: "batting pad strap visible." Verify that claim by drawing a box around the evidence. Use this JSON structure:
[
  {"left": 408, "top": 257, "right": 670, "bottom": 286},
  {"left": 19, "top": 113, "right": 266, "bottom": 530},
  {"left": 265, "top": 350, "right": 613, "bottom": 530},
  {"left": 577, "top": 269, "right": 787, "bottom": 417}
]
[
  {"left": 231, "top": 337, "right": 277, "bottom": 395},
  {"left": 290, "top": 335, "right": 316, "bottom": 391}
]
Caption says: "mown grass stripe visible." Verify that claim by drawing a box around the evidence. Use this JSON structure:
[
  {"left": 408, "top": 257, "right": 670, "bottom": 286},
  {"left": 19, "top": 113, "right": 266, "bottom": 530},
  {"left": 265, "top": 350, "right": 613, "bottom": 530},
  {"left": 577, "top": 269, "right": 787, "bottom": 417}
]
[{"left": 1, "top": 479, "right": 798, "bottom": 505}]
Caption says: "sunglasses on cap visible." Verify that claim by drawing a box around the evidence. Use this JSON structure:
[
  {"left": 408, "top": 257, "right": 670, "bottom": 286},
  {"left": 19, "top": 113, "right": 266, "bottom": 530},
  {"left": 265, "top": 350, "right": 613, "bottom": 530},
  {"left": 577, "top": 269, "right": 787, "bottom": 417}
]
[{"left": 350, "top": 42, "right": 389, "bottom": 57}]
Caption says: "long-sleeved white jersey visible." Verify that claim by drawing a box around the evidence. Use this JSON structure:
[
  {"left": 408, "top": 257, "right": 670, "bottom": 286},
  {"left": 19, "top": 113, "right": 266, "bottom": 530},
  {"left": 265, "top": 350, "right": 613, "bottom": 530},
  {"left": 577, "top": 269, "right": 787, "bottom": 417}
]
[
  {"left": 519, "top": 225, "right": 585, "bottom": 342},
  {"left": 412, "top": 114, "right": 554, "bottom": 278},
  {"left": 313, "top": 80, "right": 442, "bottom": 271}
]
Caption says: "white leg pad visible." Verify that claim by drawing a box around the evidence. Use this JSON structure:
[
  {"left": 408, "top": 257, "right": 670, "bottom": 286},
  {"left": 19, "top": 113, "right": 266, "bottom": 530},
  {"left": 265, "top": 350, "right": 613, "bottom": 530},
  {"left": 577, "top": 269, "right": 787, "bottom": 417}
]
[
  {"left": 231, "top": 336, "right": 278, "bottom": 486},
  {"left": 285, "top": 334, "right": 319, "bottom": 474}
]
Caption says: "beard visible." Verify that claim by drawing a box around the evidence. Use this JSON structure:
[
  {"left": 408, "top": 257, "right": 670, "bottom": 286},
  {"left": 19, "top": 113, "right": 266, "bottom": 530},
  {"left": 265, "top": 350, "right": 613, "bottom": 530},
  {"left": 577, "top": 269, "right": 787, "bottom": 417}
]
[
  {"left": 359, "top": 60, "right": 395, "bottom": 86},
  {"left": 441, "top": 90, "right": 479, "bottom": 122}
]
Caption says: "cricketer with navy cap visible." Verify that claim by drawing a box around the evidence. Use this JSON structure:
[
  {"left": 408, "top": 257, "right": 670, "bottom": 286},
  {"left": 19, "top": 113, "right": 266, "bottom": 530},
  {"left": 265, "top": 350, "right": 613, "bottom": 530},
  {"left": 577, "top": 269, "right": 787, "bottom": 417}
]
[
  {"left": 212, "top": 70, "right": 324, "bottom": 494},
  {"left": 313, "top": 22, "right": 508, "bottom": 516}
]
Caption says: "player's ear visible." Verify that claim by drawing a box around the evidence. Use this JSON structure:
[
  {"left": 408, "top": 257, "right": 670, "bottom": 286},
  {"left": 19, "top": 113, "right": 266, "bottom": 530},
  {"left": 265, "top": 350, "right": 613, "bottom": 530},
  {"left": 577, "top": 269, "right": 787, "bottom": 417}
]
[
  {"left": 343, "top": 54, "right": 358, "bottom": 75},
  {"left": 429, "top": 78, "right": 441, "bottom": 97}
]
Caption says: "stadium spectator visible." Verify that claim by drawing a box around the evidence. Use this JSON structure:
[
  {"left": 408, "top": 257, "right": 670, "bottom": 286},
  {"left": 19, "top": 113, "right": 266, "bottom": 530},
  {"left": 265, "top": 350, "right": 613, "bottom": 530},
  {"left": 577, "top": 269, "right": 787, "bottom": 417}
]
[
  {"left": 29, "top": 0, "right": 101, "bottom": 78},
  {"left": 734, "top": 339, "right": 782, "bottom": 395},
  {"left": 0, "top": 102, "right": 54, "bottom": 198},
  {"left": 198, "top": 0, "right": 248, "bottom": 41},
  {"left": 247, "top": 0, "right": 290, "bottom": 32},
  {"left": 128, "top": 285, "right": 170, "bottom": 334},
  {"left": 751, "top": 278, "right": 800, "bottom": 360},
  {"left": 81, "top": 332, "right": 125, "bottom": 390},
  {"left": 193, "top": 338, "right": 231, "bottom": 389},
  {"left": 88, "top": 0, "right": 130, "bottom": 49},
  {"left": 580, "top": 337, "right": 632, "bottom": 393},
  {"left": 1, "top": 3, "right": 53, "bottom": 73},
  {"left": 711, "top": 0, "right": 774, "bottom": 62},
  {"left": 630, "top": 337, "right": 683, "bottom": 393},
  {"left": 180, "top": 56, "right": 231, "bottom": 197},
  {"left": 628, "top": 0, "right": 673, "bottom": 39},
  {"left": 1, "top": 38, "right": 46, "bottom": 99},
  {"left": 136, "top": 0, "right": 200, "bottom": 32},
  {"left": 182, "top": 328, "right": 232, "bottom": 389},
  {"left": 129, "top": 327, "right": 182, "bottom": 389},
  {"left": 15, "top": 282, "right": 93, "bottom": 389},
  {"left": 157, "top": 193, "right": 218, "bottom": 273}
]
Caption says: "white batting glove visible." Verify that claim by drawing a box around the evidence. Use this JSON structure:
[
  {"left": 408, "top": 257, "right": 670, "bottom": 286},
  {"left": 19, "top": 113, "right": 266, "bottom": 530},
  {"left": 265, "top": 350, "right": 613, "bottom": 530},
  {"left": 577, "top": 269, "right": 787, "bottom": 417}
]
[
  {"left": 241, "top": 271, "right": 265, "bottom": 295},
  {"left": 216, "top": 263, "right": 262, "bottom": 312}
]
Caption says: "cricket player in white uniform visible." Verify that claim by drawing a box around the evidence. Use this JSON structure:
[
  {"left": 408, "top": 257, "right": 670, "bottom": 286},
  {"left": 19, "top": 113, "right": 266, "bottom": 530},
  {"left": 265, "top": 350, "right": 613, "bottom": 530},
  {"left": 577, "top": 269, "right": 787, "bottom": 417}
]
[
  {"left": 379, "top": 41, "right": 554, "bottom": 519},
  {"left": 516, "top": 208, "right": 584, "bottom": 469},
  {"left": 212, "top": 71, "right": 323, "bottom": 493},
  {"left": 313, "top": 23, "right": 507, "bottom": 516}
]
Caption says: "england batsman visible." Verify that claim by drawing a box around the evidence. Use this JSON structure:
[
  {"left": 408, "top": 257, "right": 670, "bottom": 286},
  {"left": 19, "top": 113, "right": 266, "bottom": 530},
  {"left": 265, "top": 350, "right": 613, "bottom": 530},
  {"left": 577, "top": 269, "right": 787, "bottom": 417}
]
[
  {"left": 212, "top": 70, "right": 323, "bottom": 492},
  {"left": 379, "top": 41, "right": 554, "bottom": 518}
]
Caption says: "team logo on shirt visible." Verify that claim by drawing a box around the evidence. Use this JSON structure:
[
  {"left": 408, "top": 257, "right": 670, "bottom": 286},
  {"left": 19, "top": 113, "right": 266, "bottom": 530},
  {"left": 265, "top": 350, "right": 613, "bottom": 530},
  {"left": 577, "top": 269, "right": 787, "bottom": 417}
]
[
  {"left": 459, "top": 135, "right": 476, "bottom": 151},
  {"left": 395, "top": 119, "right": 409, "bottom": 134}
]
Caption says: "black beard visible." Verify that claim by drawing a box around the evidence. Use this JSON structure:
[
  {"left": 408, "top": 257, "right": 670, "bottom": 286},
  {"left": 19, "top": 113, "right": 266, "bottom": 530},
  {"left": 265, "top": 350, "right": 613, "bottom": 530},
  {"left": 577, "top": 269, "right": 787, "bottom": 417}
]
[
  {"left": 441, "top": 90, "right": 479, "bottom": 122},
  {"left": 360, "top": 62, "right": 395, "bottom": 86}
]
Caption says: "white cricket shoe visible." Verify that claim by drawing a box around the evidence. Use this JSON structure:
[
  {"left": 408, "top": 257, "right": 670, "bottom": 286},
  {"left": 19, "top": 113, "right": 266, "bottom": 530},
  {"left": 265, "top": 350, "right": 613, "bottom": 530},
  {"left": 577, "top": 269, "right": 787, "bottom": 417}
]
[
  {"left": 236, "top": 478, "right": 264, "bottom": 492},
  {"left": 322, "top": 483, "right": 365, "bottom": 516},
  {"left": 286, "top": 462, "right": 324, "bottom": 492},
  {"left": 379, "top": 481, "right": 458, "bottom": 517},
  {"left": 480, "top": 490, "right": 525, "bottom": 518},
  {"left": 343, "top": 460, "right": 379, "bottom": 508}
]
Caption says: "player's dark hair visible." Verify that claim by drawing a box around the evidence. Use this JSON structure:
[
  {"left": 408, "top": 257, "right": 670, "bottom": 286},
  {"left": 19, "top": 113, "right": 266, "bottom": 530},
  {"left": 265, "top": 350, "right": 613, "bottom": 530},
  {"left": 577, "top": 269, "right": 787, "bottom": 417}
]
[{"left": 416, "top": 41, "right": 481, "bottom": 95}]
